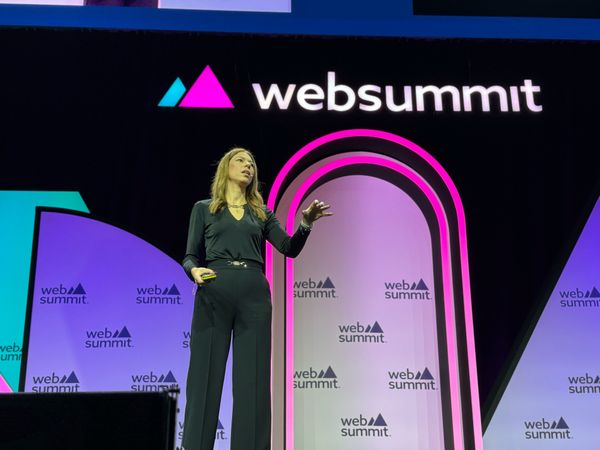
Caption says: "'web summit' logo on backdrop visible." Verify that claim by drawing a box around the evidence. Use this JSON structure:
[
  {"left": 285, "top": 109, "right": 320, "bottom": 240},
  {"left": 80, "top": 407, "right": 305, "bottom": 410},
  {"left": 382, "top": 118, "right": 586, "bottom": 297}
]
[
  {"left": 294, "top": 366, "right": 340, "bottom": 390},
  {"left": 84, "top": 326, "right": 133, "bottom": 349},
  {"left": 388, "top": 367, "right": 437, "bottom": 391},
  {"left": 178, "top": 419, "right": 227, "bottom": 442},
  {"left": 159, "top": 66, "right": 234, "bottom": 109},
  {"left": 31, "top": 371, "right": 80, "bottom": 393},
  {"left": 340, "top": 413, "right": 390, "bottom": 438},
  {"left": 39, "top": 283, "right": 87, "bottom": 305},
  {"left": 338, "top": 321, "right": 386, "bottom": 344},
  {"left": 384, "top": 279, "right": 431, "bottom": 300},
  {"left": 136, "top": 284, "right": 182, "bottom": 305},
  {"left": 0, "top": 342, "right": 21, "bottom": 363},
  {"left": 294, "top": 276, "right": 337, "bottom": 300},
  {"left": 130, "top": 370, "right": 178, "bottom": 392},
  {"left": 558, "top": 286, "right": 600, "bottom": 308},
  {"left": 524, "top": 417, "right": 572, "bottom": 440},
  {"left": 567, "top": 373, "right": 600, "bottom": 395}
]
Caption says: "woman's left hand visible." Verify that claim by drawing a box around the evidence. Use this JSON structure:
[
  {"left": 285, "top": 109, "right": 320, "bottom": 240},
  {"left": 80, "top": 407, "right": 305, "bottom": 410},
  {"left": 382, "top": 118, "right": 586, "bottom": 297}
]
[{"left": 302, "top": 199, "right": 333, "bottom": 226}]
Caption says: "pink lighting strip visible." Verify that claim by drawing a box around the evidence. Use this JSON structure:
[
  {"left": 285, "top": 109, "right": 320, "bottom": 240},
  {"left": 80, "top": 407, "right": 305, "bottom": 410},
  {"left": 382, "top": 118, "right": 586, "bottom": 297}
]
[{"left": 266, "top": 129, "right": 482, "bottom": 450}]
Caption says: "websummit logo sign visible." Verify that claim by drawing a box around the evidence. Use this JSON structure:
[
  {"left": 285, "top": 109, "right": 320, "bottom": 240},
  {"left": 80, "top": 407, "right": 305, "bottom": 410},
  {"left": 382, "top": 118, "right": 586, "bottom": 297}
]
[{"left": 158, "top": 65, "right": 543, "bottom": 113}]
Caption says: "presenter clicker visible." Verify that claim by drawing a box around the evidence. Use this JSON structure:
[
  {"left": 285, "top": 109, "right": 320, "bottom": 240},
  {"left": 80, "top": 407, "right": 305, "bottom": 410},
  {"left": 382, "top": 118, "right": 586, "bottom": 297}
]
[{"left": 181, "top": 147, "right": 332, "bottom": 450}]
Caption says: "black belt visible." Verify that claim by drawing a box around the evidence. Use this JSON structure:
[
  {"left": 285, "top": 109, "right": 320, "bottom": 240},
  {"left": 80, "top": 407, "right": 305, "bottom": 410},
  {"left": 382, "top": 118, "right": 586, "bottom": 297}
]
[{"left": 207, "top": 259, "right": 263, "bottom": 270}]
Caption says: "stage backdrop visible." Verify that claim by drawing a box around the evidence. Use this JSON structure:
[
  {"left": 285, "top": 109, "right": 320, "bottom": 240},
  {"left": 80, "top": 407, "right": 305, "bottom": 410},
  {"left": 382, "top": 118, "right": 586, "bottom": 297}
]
[{"left": 0, "top": 28, "right": 599, "bottom": 449}]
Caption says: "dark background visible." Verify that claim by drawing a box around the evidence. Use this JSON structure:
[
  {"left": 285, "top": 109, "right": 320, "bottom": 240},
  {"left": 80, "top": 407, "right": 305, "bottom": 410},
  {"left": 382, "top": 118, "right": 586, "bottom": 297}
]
[
  {"left": 414, "top": 0, "right": 600, "bottom": 18},
  {"left": 1, "top": 28, "right": 599, "bottom": 424}
]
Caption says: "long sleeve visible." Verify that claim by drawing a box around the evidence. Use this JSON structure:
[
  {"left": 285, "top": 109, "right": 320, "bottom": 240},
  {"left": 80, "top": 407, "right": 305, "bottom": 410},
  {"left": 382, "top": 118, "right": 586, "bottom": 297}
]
[
  {"left": 263, "top": 208, "right": 311, "bottom": 258},
  {"left": 182, "top": 202, "right": 206, "bottom": 281}
]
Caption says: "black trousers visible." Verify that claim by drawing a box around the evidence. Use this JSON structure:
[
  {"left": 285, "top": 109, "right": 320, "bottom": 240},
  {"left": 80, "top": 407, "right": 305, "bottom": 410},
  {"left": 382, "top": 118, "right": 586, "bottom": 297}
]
[{"left": 182, "top": 259, "right": 272, "bottom": 450}]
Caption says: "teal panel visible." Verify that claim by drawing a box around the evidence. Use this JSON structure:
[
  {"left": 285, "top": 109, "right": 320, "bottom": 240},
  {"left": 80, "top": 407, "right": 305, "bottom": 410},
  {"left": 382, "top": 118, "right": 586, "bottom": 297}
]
[{"left": 0, "top": 192, "right": 89, "bottom": 392}]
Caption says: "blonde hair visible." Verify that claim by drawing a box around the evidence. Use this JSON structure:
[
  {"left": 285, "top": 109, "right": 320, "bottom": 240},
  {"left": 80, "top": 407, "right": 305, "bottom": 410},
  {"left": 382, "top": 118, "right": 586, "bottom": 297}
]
[{"left": 208, "top": 147, "right": 267, "bottom": 221}]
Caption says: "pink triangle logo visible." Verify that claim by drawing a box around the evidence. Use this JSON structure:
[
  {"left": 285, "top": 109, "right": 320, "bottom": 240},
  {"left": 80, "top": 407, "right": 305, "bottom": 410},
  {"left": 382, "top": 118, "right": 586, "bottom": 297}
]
[{"left": 179, "top": 65, "right": 234, "bottom": 109}]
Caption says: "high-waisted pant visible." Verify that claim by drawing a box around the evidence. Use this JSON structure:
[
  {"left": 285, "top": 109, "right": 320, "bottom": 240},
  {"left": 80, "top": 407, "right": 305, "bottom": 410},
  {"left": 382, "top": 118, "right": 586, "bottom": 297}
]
[{"left": 182, "top": 259, "right": 272, "bottom": 450}]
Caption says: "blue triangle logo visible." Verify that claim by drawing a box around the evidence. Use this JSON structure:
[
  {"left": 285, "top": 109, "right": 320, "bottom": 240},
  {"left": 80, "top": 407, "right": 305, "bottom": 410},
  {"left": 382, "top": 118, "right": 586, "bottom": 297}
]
[
  {"left": 164, "top": 371, "right": 177, "bottom": 383},
  {"left": 217, "top": 419, "right": 224, "bottom": 430},
  {"left": 590, "top": 287, "right": 600, "bottom": 298},
  {"left": 420, "top": 367, "right": 434, "bottom": 380},
  {"left": 158, "top": 77, "right": 187, "bottom": 108},
  {"left": 168, "top": 284, "right": 181, "bottom": 295},
  {"left": 556, "top": 417, "right": 569, "bottom": 429},
  {"left": 415, "top": 279, "right": 429, "bottom": 290},
  {"left": 66, "top": 371, "right": 79, "bottom": 383},
  {"left": 119, "top": 326, "right": 132, "bottom": 338},
  {"left": 322, "top": 277, "right": 335, "bottom": 288},
  {"left": 323, "top": 366, "right": 337, "bottom": 378},
  {"left": 373, "top": 414, "right": 387, "bottom": 426},
  {"left": 73, "top": 283, "right": 86, "bottom": 295},
  {"left": 370, "top": 321, "right": 383, "bottom": 333}
]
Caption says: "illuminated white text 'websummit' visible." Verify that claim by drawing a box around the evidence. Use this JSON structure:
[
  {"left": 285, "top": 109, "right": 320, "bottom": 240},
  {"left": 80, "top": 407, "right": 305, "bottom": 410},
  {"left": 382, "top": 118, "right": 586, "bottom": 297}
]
[{"left": 252, "top": 72, "right": 542, "bottom": 113}]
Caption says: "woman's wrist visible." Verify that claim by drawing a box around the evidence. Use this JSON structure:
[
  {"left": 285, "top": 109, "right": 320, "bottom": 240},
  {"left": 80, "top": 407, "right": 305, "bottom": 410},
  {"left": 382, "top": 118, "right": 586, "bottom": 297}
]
[{"left": 300, "top": 218, "right": 313, "bottom": 229}]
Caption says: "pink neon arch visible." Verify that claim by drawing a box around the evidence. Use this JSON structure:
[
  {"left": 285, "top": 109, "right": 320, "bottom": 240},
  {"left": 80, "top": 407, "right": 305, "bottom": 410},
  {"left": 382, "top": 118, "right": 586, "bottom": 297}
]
[{"left": 266, "top": 129, "right": 482, "bottom": 450}]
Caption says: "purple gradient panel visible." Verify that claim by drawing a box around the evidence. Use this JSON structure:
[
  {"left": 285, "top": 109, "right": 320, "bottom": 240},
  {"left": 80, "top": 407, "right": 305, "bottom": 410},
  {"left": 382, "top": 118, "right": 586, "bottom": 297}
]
[
  {"left": 24, "top": 212, "right": 233, "bottom": 450},
  {"left": 485, "top": 196, "right": 600, "bottom": 450},
  {"left": 157, "top": 0, "right": 290, "bottom": 12},
  {"left": 293, "top": 176, "right": 443, "bottom": 450}
]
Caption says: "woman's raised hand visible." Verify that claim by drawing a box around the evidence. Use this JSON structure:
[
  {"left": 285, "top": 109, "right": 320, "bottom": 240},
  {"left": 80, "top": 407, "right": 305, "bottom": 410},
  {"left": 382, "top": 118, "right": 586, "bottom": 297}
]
[
  {"left": 302, "top": 199, "right": 333, "bottom": 226},
  {"left": 191, "top": 267, "right": 217, "bottom": 285}
]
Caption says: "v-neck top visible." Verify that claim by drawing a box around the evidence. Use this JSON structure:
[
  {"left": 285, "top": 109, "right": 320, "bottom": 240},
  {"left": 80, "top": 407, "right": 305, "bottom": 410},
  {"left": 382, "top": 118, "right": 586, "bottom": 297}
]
[{"left": 182, "top": 199, "right": 311, "bottom": 280}]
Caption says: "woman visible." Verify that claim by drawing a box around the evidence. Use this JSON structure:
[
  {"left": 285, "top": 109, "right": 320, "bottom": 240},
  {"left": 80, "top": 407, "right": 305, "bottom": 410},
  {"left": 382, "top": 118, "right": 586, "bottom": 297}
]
[{"left": 181, "top": 147, "right": 331, "bottom": 450}]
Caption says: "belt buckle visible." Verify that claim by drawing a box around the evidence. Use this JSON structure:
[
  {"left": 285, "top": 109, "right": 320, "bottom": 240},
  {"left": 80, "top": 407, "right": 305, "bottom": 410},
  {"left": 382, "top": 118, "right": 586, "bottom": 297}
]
[{"left": 228, "top": 260, "right": 247, "bottom": 268}]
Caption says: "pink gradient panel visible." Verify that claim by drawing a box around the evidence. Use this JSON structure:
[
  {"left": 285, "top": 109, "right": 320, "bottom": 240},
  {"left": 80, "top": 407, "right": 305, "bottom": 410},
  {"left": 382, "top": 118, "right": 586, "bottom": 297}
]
[
  {"left": 293, "top": 175, "right": 444, "bottom": 449},
  {"left": 287, "top": 157, "right": 461, "bottom": 450},
  {"left": 266, "top": 129, "right": 481, "bottom": 450},
  {"left": 179, "top": 65, "right": 234, "bottom": 109}
]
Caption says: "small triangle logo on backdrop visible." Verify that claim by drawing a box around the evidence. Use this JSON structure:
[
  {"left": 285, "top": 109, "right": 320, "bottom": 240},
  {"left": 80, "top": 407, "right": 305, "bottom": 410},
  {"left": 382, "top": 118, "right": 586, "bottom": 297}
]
[
  {"left": 159, "top": 66, "right": 234, "bottom": 109},
  {"left": 65, "top": 371, "right": 79, "bottom": 384}
]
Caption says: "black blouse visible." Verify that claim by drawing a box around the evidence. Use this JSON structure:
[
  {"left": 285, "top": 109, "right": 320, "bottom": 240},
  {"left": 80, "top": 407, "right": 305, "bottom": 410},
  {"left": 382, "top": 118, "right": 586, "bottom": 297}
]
[{"left": 182, "top": 199, "right": 311, "bottom": 280}]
